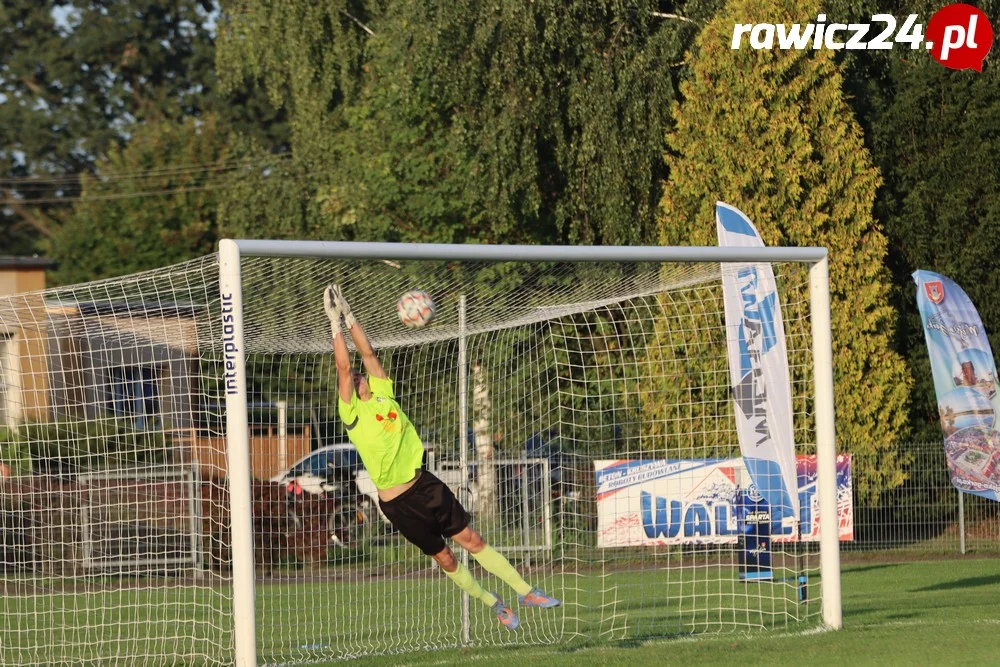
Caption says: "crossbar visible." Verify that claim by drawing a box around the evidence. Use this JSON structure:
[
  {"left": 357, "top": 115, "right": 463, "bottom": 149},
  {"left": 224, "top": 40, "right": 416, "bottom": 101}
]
[{"left": 232, "top": 239, "right": 827, "bottom": 263}]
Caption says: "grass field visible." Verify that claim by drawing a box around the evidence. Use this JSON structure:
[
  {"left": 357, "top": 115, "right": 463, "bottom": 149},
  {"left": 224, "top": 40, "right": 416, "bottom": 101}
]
[
  {"left": 2, "top": 557, "right": 996, "bottom": 665},
  {"left": 341, "top": 558, "right": 1000, "bottom": 667}
]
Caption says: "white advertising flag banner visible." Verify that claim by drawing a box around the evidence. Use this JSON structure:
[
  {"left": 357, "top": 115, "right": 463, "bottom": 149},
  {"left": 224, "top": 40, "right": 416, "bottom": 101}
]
[{"left": 716, "top": 201, "right": 799, "bottom": 524}]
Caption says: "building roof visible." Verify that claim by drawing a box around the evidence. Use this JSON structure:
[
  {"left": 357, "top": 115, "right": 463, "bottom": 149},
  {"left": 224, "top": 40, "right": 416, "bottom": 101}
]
[
  {"left": 0, "top": 256, "right": 56, "bottom": 269},
  {"left": 73, "top": 300, "right": 203, "bottom": 318}
]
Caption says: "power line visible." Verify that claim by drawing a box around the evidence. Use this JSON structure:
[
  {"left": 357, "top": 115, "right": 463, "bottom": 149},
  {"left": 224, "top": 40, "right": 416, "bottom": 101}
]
[
  {"left": 2, "top": 183, "right": 242, "bottom": 206},
  {"left": 0, "top": 163, "right": 239, "bottom": 188},
  {"left": 0, "top": 153, "right": 293, "bottom": 188},
  {"left": 0, "top": 154, "right": 299, "bottom": 206}
]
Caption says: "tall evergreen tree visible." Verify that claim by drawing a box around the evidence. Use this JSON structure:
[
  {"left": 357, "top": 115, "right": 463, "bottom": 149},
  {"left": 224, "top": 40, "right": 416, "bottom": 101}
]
[{"left": 649, "top": 0, "right": 911, "bottom": 502}]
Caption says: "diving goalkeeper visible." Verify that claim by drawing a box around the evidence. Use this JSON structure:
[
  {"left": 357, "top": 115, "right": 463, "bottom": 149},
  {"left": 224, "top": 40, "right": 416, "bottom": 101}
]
[{"left": 324, "top": 285, "right": 559, "bottom": 631}]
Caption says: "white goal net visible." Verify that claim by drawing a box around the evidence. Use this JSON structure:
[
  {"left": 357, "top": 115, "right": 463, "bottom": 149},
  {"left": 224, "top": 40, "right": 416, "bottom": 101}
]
[{"left": 0, "top": 241, "right": 839, "bottom": 665}]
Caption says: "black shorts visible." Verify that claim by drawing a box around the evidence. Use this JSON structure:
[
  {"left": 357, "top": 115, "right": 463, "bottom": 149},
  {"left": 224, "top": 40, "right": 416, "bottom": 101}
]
[{"left": 378, "top": 471, "right": 471, "bottom": 555}]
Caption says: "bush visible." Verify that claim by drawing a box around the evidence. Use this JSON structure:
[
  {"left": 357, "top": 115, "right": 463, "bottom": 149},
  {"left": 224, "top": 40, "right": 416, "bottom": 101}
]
[
  {"left": 0, "top": 419, "right": 170, "bottom": 475},
  {"left": 0, "top": 427, "right": 32, "bottom": 477}
]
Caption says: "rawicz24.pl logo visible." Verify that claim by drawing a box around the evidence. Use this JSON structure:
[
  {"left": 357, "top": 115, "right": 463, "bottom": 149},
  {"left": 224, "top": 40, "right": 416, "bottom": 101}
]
[{"left": 732, "top": 3, "right": 994, "bottom": 71}]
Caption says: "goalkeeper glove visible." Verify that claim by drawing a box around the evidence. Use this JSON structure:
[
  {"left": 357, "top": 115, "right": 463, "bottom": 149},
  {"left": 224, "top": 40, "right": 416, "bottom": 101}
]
[
  {"left": 323, "top": 285, "right": 344, "bottom": 339},
  {"left": 330, "top": 284, "right": 357, "bottom": 329}
]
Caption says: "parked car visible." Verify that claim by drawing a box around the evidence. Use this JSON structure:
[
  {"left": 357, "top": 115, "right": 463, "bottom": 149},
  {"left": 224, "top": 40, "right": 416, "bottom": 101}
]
[
  {"left": 271, "top": 443, "right": 474, "bottom": 505},
  {"left": 524, "top": 429, "right": 572, "bottom": 500},
  {"left": 271, "top": 443, "right": 376, "bottom": 502},
  {"left": 269, "top": 443, "right": 385, "bottom": 547},
  {"left": 270, "top": 443, "right": 465, "bottom": 533},
  {"left": 271, "top": 438, "right": 566, "bottom": 538}
]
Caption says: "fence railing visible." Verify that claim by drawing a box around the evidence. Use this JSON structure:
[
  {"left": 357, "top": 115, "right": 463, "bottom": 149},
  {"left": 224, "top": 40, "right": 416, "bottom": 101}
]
[
  {"left": 2, "top": 440, "right": 996, "bottom": 576},
  {"left": 847, "top": 441, "right": 1000, "bottom": 555}
]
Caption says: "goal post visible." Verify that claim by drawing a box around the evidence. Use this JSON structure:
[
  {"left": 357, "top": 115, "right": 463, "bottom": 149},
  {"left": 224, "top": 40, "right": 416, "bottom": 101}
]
[
  {"left": 221, "top": 239, "right": 841, "bottom": 664},
  {"left": 809, "top": 255, "right": 842, "bottom": 630},
  {"left": 218, "top": 239, "right": 257, "bottom": 667}
]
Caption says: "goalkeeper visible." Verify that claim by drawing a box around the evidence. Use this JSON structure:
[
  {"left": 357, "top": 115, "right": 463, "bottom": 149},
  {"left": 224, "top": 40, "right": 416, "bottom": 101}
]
[{"left": 324, "top": 285, "right": 560, "bottom": 631}]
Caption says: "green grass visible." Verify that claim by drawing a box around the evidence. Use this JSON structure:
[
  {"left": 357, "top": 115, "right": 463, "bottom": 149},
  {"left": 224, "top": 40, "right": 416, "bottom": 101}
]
[
  {"left": 2, "top": 558, "right": 997, "bottom": 665},
  {"left": 252, "top": 562, "right": 822, "bottom": 665},
  {"left": 342, "top": 558, "right": 1000, "bottom": 667}
]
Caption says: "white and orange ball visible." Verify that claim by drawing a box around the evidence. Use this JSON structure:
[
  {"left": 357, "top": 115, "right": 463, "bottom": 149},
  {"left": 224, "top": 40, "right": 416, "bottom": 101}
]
[{"left": 396, "top": 289, "right": 436, "bottom": 328}]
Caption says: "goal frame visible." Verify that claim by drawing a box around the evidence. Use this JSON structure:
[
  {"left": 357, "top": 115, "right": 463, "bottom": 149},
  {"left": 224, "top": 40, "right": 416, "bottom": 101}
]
[
  {"left": 77, "top": 464, "right": 204, "bottom": 572},
  {"left": 218, "top": 238, "right": 841, "bottom": 667}
]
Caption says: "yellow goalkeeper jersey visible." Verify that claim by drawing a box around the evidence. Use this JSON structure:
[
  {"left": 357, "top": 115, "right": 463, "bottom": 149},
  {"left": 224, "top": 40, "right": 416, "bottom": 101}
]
[{"left": 337, "top": 375, "right": 424, "bottom": 490}]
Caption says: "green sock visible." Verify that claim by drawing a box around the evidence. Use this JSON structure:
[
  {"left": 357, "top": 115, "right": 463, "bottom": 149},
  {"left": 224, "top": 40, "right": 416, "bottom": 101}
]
[
  {"left": 471, "top": 544, "right": 533, "bottom": 597},
  {"left": 443, "top": 561, "right": 498, "bottom": 607}
]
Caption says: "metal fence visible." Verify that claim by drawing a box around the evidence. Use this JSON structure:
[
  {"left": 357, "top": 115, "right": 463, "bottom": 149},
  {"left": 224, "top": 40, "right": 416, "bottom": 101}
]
[{"left": 847, "top": 441, "right": 1000, "bottom": 556}]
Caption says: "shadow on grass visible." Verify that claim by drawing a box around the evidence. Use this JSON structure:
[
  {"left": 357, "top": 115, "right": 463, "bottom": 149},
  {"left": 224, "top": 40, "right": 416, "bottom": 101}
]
[
  {"left": 845, "top": 607, "right": 898, "bottom": 618},
  {"left": 911, "top": 575, "right": 1000, "bottom": 592},
  {"left": 545, "top": 626, "right": 790, "bottom": 654},
  {"left": 553, "top": 636, "right": 684, "bottom": 653},
  {"left": 842, "top": 564, "right": 900, "bottom": 575}
]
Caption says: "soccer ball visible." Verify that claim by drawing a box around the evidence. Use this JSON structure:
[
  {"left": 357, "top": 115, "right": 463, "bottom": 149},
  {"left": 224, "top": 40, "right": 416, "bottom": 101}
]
[{"left": 396, "top": 289, "right": 436, "bottom": 328}]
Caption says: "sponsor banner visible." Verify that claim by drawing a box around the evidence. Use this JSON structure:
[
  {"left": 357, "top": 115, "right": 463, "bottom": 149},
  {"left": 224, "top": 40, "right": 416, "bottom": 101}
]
[
  {"left": 716, "top": 202, "right": 799, "bottom": 523},
  {"left": 594, "top": 455, "right": 853, "bottom": 547},
  {"left": 914, "top": 270, "right": 1000, "bottom": 501}
]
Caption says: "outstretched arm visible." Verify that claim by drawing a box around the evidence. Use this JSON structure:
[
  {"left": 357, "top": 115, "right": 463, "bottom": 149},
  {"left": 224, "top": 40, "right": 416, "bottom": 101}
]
[
  {"left": 348, "top": 320, "right": 387, "bottom": 380},
  {"left": 331, "top": 285, "right": 388, "bottom": 380},
  {"left": 333, "top": 328, "right": 356, "bottom": 403},
  {"left": 324, "top": 286, "right": 356, "bottom": 402}
]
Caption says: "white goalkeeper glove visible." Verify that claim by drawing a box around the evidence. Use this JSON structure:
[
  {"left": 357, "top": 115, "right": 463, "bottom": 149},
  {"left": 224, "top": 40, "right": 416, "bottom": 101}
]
[
  {"left": 323, "top": 285, "right": 344, "bottom": 339},
  {"left": 330, "top": 284, "right": 357, "bottom": 329}
]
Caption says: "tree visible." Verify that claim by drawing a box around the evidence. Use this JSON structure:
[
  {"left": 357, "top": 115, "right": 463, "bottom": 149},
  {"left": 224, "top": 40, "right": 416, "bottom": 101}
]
[
  {"left": 0, "top": 1, "right": 209, "bottom": 244},
  {"left": 874, "top": 60, "right": 1000, "bottom": 443},
  {"left": 834, "top": 0, "right": 1000, "bottom": 443},
  {"left": 0, "top": 0, "right": 287, "bottom": 256},
  {"left": 214, "top": 0, "right": 725, "bottom": 476},
  {"left": 50, "top": 115, "right": 233, "bottom": 284},
  {"left": 215, "top": 0, "right": 717, "bottom": 245},
  {"left": 648, "top": 0, "right": 912, "bottom": 502}
]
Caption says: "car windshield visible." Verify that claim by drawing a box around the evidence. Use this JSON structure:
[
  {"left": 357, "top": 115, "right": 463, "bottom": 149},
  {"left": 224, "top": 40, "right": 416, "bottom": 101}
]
[
  {"left": 289, "top": 447, "right": 361, "bottom": 477},
  {"left": 335, "top": 448, "right": 361, "bottom": 471},
  {"left": 290, "top": 450, "right": 327, "bottom": 477}
]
